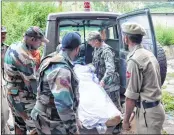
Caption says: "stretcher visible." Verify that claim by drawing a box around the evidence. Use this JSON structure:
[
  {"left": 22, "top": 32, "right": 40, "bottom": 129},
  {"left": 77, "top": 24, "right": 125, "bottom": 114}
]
[{"left": 74, "top": 64, "right": 122, "bottom": 134}]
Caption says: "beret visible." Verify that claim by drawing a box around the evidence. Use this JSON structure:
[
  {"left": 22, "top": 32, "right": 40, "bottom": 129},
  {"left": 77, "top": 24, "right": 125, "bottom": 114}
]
[{"left": 122, "top": 22, "right": 146, "bottom": 36}]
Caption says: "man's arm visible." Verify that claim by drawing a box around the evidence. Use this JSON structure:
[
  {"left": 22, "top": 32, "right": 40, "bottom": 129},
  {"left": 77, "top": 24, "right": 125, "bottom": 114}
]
[
  {"left": 123, "top": 59, "right": 142, "bottom": 129},
  {"left": 101, "top": 48, "right": 115, "bottom": 85},
  {"left": 16, "top": 58, "right": 37, "bottom": 95},
  {"left": 47, "top": 67, "right": 79, "bottom": 134},
  {"left": 123, "top": 98, "right": 135, "bottom": 123}
]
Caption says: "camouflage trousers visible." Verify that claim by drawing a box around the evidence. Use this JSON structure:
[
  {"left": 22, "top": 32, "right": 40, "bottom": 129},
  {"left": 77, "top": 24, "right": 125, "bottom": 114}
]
[
  {"left": 6, "top": 87, "right": 36, "bottom": 133},
  {"left": 106, "top": 90, "right": 122, "bottom": 113},
  {"left": 32, "top": 114, "right": 71, "bottom": 135}
]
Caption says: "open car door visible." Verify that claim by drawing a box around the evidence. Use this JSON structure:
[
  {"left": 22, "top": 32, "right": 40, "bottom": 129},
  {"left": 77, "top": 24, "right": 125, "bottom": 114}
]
[{"left": 117, "top": 8, "right": 157, "bottom": 95}]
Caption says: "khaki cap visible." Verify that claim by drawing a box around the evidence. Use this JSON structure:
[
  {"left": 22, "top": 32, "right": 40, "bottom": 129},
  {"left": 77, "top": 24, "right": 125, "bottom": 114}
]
[
  {"left": 121, "top": 22, "right": 146, "bottom": 36},
  {"left": 87, "top": 31, "right": 101, "bottom": 42}
]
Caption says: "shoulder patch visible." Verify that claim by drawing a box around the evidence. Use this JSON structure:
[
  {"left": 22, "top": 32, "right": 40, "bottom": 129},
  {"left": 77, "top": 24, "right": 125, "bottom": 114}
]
[{"left": 126, "top": 71, "right": 131, "bottom": 78}]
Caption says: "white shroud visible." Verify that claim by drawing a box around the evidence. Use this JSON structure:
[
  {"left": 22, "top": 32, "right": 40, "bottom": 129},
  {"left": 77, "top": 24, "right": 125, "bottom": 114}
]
[{"left": 74, "top": 64, "right": 121, "bottom": 131}]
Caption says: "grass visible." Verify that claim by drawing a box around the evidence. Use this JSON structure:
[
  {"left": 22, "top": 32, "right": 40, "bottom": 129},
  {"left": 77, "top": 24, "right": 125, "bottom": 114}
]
[
  {"left": 155, "top": 25, "right": 174, "bottom": 46},
  {"left": 162, "top": 91, "right": 174, "bottom": 114},
  {"left": 162, "top": 130, "right": 168, "bottom": 135},
  {"left": 162, "top": 85, "right": 167, "bottom": 89},
  {"left": 167, "top": 73, "right": 174, "bottom": 78}
]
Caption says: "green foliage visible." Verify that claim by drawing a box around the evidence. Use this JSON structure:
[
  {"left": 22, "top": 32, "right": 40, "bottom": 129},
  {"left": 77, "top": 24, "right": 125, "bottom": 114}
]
[
  {"left": 155, "top": 25, "right": 174, "bottom": 46},
  {"left": 2, "top": 1, "right": 174, "bottom": 46},
  {"left": 150, "top": 7, "right": 174, "bottom": 13},
  {"left": 162, "top": 91, "right": 174, "bottom": 113},
  {"left": 2, "top": 2, "right": 59, "bottom": 45},
  {"left": 144, "top": 2, "right": 174, "bottom": 13},
  {"left": 167, "top": 73, "right": 174, "bottom": 78}
]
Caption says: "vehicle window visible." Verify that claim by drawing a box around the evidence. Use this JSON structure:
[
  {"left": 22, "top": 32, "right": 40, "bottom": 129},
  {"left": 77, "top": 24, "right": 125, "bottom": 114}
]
[
  {"left": 58, "top": 18, "right": 116, "bottom": 44},
  {"left": 119, "top": 14, "right": 154, "bottom": 52},
  {"left": 108, "top": 26, "right": 115, "bottom": 39},
  {"left": 59, "top": 26, "right": 100, "bottom": 43}
]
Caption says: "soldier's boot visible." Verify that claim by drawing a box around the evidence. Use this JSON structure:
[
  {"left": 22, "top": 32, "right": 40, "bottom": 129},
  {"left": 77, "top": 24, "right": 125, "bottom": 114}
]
[{"left": 15, "top": 125, "right": 26, "bottom": 135}]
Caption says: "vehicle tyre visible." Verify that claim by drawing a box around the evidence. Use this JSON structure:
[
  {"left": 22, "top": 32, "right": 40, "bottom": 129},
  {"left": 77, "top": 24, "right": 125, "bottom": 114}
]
[{"left": 157, "top": 45, "right": 167, "bottom": 86}]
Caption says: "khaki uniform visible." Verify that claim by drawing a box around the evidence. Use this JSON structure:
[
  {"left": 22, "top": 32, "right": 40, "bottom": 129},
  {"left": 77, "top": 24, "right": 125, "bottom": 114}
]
[{"left": 125, "top": 45, "right": 165, "bottom": 134}]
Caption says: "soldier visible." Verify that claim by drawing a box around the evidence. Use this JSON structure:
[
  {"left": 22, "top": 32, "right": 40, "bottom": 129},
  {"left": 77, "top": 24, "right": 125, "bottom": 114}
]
[
  {"left": 1, "top": 26, "right": 11, "bottom": 134},
  {"left": 1, "top": 26, "right": 9, "bottom": 70},
  {"left": 31, "top": 32, "right": 81, "bottom": 134},
  {"left": 1, "top": 87, "right": 11, "bottom": 134},
  {"left": 87, "top": 31, "right": 121, "bottom": 111},
  {"left": 121, "top": 23, "right": 165, "bottom": 134},
  {"left": 4, "top": 26, "right": 49, "bottom": 134},
  {"left": 1, "top": 26, "right": 15, "bottom": 133}
]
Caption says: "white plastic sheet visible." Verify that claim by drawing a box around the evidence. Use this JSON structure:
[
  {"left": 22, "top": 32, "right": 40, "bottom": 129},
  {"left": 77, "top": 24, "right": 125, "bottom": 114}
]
[{"left": 74, "top": 64, "right": 121, "bottom": 133}]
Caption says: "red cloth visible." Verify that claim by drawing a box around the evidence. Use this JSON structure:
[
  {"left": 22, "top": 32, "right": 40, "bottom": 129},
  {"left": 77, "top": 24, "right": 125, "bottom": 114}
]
[{"left": 30, "top": 50, "right": 41, "bottom": 70}]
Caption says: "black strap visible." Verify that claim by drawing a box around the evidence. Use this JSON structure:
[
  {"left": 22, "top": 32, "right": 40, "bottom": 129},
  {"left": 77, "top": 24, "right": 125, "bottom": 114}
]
[{"left": 136, "top": 100, "right": 160, "bottom": 109}]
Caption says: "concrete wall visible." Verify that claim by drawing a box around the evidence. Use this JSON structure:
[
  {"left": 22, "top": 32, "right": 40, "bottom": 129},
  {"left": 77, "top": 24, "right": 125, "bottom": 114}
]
[
  {"left": 151, "top": 13, "right": 174, "bottom": 59},
  {"left": 163, "top": 45, "right": 174, "bottom": 60},
  {"left": 151, "top": 13, "right": 174, "bottom": 27}
]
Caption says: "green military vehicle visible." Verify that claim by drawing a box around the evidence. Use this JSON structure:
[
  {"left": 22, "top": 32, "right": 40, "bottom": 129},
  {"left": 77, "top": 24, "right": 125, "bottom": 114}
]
[
  {"left": 43, "top": 8, "right": 167, "bottom": 134},
  {"left": 44, "top": 8, "right": 167, "bottom": 96}
]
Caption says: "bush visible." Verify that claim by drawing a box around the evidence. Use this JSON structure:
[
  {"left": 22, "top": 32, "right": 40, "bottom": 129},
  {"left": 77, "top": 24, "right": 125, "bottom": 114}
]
[
  {"left": 2, "top": 2, "right": 60, "bottom": 45},
  {"left": 162, "top": 91, "right": 174, "bottom": 114},
  {"left": 155, "top": 25, "right": 174, "bottom": 46}
]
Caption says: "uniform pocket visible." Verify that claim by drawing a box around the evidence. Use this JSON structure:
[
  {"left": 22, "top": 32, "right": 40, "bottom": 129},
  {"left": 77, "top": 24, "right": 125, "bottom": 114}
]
[
  {"left": 146, "top": 104, "right": 165, "bottom": 134},
  {"left": 136, "top": 108, "right": 148, "bottom": 134}
]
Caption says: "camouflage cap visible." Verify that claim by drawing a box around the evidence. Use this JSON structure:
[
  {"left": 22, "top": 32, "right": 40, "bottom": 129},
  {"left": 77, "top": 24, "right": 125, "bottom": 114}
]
[
  {"left": 121, "top": 22, "right": 146, "bottom": 36},
  {"left": 25, "top": 26, "right": 49, "bottom": 43},
  {"left": 87, "top": 31, "right": 101, "bottom": 42},
  {"left": 1, "top": 26, "right": 7, "bottom": 33}
]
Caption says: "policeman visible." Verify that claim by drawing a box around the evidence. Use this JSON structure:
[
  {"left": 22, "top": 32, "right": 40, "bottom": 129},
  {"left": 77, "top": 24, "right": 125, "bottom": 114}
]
[
  {"left": 31, "top": 32, "right": 81, "bottom": 134},
  {"left": 87, "top": 31, "right": 121, "bottom": 111},
  {"left": 4, "top": 26, "right": 49, "bottom": 134},
  {"left": 121, "top": 23, "right": 165, "bottom": 134}
]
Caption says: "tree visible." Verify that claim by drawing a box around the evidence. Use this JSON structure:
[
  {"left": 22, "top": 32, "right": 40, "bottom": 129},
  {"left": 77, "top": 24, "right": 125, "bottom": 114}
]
[{"left": 2, "top": 2, "right": 59, "bottom": 45}]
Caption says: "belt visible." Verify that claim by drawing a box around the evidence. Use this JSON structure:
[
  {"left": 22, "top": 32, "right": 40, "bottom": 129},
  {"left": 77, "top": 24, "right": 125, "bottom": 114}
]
[{"left": 136, "top": 100, "right": 160, "bottom": 109}]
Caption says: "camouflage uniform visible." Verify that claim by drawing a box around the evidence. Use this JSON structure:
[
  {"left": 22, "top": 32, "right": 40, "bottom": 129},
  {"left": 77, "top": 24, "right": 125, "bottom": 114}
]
[
  {"left": 1, "top": 43, "right": 8, "bottom": 69},
  {"left": 92, "top": 42, "right": 121, "bottom": 110},
  {"left": 1, "top": 78, "right": 11, "bottom": 134},
  {"left": 31, "top": 51, "right": 80, "bottom": 134},
  {"left": 4, "top": 42, "right": 37, "bottom": 133}
]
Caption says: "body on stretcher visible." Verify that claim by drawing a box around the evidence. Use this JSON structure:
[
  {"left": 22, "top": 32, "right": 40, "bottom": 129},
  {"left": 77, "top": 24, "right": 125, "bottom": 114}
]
[{"left": 74, "top": 64, "right": 122, "bottom": 134}]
